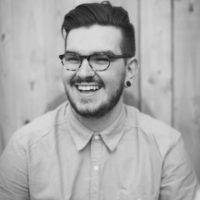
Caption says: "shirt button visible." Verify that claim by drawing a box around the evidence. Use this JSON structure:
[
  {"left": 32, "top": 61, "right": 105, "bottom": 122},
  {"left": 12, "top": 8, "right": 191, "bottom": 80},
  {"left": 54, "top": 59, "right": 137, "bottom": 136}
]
[
  {"left": 94, "top": 135, "right": 100, "bottom": 140},
  {"left": 93, "top": 165, "right": 99, "bottom": 171}
]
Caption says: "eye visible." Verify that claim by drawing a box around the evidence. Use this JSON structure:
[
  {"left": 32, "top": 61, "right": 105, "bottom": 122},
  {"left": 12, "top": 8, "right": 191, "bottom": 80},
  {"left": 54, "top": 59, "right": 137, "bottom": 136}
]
[
  {"left": 91, "top": 55, "right": 109, "bottom": 65},
  {"left": 65, "top": 54, "right": 80, "bottom": 64}
]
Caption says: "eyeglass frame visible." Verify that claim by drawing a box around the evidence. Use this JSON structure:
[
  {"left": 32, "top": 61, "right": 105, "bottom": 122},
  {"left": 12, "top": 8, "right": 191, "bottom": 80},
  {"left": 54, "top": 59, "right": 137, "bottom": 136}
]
[{"left": 59, "top": 51, "right": 133, "bottom": 72}]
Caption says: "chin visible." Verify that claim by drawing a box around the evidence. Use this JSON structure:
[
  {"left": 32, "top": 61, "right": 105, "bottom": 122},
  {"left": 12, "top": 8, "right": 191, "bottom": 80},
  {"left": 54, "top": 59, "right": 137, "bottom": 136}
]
[{"left": 72, "top": 101, "right": 109, "bottom": 118}]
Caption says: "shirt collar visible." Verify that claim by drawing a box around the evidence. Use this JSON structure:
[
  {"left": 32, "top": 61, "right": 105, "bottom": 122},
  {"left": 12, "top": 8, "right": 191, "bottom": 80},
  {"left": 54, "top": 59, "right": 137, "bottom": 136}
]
[
  {"left": 67, "top": 105, "right": 93, "bottom": 151},
  {"left": 67, "top": 104, "right": 126, "bottom": 152},
  {"left": 100, "top": 105, "right": 126, "bottom": 151}
]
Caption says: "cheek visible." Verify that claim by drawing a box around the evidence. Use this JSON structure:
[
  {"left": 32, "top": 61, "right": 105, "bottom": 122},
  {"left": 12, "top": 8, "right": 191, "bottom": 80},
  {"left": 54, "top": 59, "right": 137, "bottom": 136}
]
[
  {"left": 62, "top": 71, "right": 74, "bottom": 85},
  {"left": 105, "top": 69, "right": 126, "bottom": 88}
]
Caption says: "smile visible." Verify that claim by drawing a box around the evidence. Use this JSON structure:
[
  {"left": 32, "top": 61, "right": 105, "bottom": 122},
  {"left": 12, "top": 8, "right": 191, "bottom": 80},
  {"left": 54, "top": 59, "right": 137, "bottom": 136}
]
[{"left": 75, "top": 83, "right": 102, "bottom": 92}]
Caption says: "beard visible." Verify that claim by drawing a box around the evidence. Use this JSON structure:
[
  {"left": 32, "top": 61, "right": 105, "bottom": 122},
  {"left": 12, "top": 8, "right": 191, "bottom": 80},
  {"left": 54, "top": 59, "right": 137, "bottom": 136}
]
[{"left": 64, "top": 74, "right": 125, "bottom": 119}]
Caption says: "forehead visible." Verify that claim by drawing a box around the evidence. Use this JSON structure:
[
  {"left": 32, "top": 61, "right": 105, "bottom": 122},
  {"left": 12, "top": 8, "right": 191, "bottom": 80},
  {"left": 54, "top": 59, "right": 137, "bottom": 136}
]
[{"left": 66, "top": 25, "right": 123, "bottom": 54}]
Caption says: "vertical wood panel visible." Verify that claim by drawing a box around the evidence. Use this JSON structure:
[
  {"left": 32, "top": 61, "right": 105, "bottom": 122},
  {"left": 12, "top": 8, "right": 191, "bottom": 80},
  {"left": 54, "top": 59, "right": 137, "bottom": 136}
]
[
  {"left": 173, "top": 0, "right": 200, "bottom": 179},
  {"left": 13, "top": 0, "right": 47, "bottom": 124},
  {"left": 0, "top": 0, "right": 14, "bottom": 150},
  {"left": 140, "top": 0, "right": 172, "bottom": 124}
]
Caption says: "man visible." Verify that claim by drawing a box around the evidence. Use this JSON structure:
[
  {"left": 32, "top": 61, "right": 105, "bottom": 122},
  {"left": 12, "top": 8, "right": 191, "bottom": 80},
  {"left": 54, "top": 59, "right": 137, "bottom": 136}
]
[{"left": 0, "top": 2, "right": 199, "bottom": 200}]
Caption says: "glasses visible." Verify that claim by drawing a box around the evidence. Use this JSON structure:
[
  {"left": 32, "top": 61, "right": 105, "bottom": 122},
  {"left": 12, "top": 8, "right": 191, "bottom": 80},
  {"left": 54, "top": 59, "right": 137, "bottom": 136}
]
[{"left": 59, "top": 51, "right": 132, "bottom": 71}]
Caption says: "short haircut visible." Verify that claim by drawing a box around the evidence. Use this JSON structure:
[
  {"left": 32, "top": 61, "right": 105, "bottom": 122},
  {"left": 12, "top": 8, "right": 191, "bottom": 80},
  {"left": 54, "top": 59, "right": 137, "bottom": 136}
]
[{"left": 61, "top": 1, "right": 136, "bottom": 56}]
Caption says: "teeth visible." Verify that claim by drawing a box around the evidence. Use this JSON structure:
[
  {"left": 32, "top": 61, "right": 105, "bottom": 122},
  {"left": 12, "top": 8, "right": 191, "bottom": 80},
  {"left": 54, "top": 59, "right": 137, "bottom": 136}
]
[{"left": 77, "top": 85, "right": 100, "bottom": 91}]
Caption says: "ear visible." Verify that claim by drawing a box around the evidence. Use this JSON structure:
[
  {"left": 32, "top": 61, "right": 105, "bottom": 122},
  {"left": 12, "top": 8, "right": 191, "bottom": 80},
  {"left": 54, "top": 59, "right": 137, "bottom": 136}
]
[{"left": 125, "top": 57, "right": 139, "bottom": 82}]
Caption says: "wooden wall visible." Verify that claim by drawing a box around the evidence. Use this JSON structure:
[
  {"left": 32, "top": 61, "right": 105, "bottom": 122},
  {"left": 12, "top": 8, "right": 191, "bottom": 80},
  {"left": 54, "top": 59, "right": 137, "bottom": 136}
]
[{"left": 0, "top": 0, "right": 200, "bottom": 178}]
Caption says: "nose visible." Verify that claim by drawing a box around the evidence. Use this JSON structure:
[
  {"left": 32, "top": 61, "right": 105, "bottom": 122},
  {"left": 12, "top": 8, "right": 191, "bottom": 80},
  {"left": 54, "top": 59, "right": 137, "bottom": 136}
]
[{"left": 76, "top": 58, "right": 95, "bottom": 78}]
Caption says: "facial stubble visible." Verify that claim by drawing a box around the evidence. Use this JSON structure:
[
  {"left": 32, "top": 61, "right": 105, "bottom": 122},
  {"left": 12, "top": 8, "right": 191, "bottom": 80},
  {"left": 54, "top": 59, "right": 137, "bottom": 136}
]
[{"left": 64, "top": 73, "right": 125, "bottom": 119}]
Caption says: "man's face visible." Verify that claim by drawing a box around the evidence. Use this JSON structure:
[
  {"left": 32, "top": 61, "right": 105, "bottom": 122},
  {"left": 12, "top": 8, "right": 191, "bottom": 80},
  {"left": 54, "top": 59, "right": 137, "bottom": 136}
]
[{"left": 62, "top": 25, "right": 127, "bottom": 118}]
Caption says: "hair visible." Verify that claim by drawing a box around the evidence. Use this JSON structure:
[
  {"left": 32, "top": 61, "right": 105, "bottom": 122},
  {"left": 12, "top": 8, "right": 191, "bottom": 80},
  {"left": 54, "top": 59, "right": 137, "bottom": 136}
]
[{"left": 61, "top": 1, "right": 136, "bottom": 56}]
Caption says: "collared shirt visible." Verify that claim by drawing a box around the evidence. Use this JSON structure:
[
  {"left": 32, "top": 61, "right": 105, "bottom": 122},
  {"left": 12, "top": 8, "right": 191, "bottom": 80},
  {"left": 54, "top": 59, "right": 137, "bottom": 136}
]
[{"left": 0, "top": 101, "right": 199, "bottom": 200}]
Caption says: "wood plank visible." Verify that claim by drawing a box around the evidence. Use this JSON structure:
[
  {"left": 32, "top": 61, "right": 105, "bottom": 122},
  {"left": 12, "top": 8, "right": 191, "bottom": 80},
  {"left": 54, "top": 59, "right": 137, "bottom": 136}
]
[
  {"left": 0, "top": 0, "right": 18, "bottom": 150},
  {"left": 173, "top": 0, "right": 200, "bottom": 179},
  {"left": 140, "top": 0, "right": 172, "bottom": 124},
  {"left": 11, "top": 0, "right": 47, "bottom": 126}
]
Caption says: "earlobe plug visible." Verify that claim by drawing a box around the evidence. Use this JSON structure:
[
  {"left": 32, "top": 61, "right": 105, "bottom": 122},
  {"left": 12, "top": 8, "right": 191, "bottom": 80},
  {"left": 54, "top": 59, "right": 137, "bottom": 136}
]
[{"left": 125, "top": 81, "right": 131, "bottom": 87}]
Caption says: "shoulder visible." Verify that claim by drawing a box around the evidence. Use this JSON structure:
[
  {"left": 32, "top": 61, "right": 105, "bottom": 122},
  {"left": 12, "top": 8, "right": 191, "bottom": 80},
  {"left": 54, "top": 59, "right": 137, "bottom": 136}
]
[
  {"left": 125, "top": 105, "right": 182, "bottom": 158},
  {"left": 9, "top": 101, "right": 70, "bottom": 149}
]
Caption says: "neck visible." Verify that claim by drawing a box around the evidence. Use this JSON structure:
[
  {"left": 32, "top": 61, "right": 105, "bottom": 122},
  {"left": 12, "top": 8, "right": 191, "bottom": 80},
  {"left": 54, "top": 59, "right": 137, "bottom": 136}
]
[{"left": 72, "top": 98, "right": 124, "bottom": 132}]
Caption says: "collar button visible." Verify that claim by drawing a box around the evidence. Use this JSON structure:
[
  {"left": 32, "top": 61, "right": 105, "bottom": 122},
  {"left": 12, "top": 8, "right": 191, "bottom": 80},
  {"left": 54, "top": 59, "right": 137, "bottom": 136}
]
[{"left": 94, "top": 135, "right": 100, "bottom": 140}]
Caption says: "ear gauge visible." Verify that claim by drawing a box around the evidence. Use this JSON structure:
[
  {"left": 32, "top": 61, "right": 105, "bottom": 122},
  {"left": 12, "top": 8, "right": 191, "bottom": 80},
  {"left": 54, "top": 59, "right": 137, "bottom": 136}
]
[{"left": 125, "top": 81, "right": 131, "bottom": 88}]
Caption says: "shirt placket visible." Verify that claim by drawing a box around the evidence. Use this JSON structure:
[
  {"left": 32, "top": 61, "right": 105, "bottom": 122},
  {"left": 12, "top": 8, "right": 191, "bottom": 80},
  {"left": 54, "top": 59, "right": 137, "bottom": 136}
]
[{"left": 90, "top": 134, "right": 102, "bottom": 200}]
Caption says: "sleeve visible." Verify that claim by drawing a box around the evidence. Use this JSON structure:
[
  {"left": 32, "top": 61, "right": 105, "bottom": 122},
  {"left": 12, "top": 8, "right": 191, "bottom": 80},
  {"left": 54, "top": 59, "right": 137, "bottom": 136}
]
[
  {"left": 159, "top": 136, "right": 200, "bottom": 200},
  {"left": 0, "top": 132, "right": 29, "bottom": 200}
]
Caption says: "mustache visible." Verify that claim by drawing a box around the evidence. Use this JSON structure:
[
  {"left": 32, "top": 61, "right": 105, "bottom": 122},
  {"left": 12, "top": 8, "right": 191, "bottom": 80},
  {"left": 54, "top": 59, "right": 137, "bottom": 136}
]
[{"left": 70, "top": 76, "right": 104, "bottom": 86}]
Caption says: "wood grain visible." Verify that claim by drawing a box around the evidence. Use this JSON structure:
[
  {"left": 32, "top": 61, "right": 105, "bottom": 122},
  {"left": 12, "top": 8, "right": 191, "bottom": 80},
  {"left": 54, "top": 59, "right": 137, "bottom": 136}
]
[
  {"left": 140, "top": 0, "right": 172, "bottom": 124},
  {"left": 173, "top": 0, "right": 200, "bottom": 179}
]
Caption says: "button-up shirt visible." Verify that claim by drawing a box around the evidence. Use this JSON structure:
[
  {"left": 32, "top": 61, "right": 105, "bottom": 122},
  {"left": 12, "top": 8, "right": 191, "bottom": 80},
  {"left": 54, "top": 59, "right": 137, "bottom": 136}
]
[{"left": 0, "top": 101, "right": 199, "bottom": 200}]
